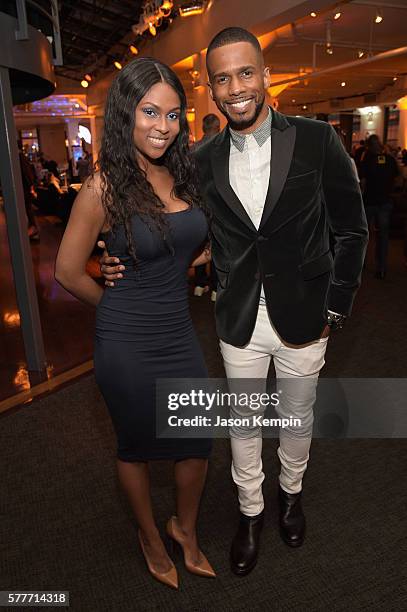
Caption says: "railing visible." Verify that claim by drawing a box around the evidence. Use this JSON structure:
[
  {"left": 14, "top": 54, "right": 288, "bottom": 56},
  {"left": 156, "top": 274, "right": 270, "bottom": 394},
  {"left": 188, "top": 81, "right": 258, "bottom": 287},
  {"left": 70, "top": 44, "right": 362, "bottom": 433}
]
[{"left": 1, "top": 0, "right": 62, "bottom": 65}]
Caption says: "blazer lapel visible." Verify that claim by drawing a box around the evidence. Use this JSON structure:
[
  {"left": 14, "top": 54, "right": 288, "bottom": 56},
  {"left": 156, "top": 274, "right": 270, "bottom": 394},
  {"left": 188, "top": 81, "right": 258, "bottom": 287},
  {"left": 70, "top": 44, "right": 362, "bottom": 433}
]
[
  {"left": 259, "top": 113, "right": 296, "bottom": 229},
  {"left": 211, "top": 128, "right": 257, "bottom": 232}
]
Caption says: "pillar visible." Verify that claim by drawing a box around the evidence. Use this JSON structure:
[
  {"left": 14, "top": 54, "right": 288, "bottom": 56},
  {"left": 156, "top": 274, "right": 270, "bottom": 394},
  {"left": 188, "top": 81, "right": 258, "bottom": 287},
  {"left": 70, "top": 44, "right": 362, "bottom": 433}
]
[
  {"left": 0, "top": 66, "right": 46, "bottom": 374},
  {"left": 191, "top": 52, "right": 226, "bottom": 141},
  {"left": 397, "top": 98, "right": 407, "bottom": 149}
]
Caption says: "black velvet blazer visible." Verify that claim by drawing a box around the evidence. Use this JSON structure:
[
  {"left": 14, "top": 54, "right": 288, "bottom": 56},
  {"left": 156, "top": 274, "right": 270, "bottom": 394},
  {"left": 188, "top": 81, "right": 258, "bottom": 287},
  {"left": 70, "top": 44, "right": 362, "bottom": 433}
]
[{"left": 195, "top": 108, "right": 369, "bottom": 346}]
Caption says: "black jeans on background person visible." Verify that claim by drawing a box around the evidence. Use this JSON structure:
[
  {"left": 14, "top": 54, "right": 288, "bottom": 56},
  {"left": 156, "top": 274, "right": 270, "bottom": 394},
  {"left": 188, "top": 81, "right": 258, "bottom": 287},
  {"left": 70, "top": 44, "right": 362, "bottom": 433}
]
[
  {"left": 194, "top": 263, "right": 218, "bottom": 291},
  {"left": 365, "top": 201, "right": 393, "bottom": 275},
  {"left": 195, "top": 264, "right": 208, "bottom": 289}
]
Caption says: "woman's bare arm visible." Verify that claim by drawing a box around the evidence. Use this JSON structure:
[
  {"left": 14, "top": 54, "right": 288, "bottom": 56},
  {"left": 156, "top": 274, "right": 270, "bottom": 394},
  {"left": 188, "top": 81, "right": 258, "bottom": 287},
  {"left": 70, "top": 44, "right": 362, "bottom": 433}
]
[{"left": 55, "top": 175, "right": 106, "bottom": 306}]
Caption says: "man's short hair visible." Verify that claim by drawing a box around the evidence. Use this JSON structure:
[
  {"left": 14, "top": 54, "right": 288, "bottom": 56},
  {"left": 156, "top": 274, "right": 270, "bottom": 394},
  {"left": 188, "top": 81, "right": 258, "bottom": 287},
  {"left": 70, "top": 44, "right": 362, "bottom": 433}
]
[
  {"left": 202, "top": 113, "right": 220, "bottom": 133},
  {"left": 206, "top": 27, "right": 262, "bottom": 71}
]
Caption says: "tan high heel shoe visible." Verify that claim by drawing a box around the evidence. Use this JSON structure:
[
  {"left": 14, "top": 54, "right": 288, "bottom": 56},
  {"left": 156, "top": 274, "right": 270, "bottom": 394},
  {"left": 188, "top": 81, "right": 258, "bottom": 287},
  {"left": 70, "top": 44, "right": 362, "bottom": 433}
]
[
  {"left": 166, "top": 516, "right": 216, "bottom": 578},
  {"left": 138, "top": 530, "right": 179, "bottom": 589}
]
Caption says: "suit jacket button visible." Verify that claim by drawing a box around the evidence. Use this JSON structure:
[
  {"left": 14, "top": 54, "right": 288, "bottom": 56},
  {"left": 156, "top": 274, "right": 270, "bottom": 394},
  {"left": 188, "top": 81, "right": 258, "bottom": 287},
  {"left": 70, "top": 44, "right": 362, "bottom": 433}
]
[{"left": 254, "top": 271, "right": 260, "bottom": 280}]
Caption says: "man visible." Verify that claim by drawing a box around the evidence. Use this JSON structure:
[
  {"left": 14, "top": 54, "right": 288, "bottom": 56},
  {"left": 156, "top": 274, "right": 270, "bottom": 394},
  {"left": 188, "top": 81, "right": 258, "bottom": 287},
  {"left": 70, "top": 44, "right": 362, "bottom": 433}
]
[
  {"left": 100, "top": 27, "right": 368, "bottom": 576},
  {"left": 359, "top": 134, "right": 399, "bottom": 279},
  {"left": 76, "top": 156, "right": 91, "bottom": 183},
  {"left": 193, "top": 113, "right": 221, "bottom": 151},
  {"left": 193, "top": 114, "right": 221, "bottom": 299},
  {"left": 353, "top": 139, "right": 366, "bottom": 174}
]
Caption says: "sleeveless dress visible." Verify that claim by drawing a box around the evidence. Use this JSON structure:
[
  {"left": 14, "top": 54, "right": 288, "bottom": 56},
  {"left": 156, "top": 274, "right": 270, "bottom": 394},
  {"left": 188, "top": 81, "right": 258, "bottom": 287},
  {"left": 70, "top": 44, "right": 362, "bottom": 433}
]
[{"left": 94, "top": 207, "right": 212, "bottom": 461}]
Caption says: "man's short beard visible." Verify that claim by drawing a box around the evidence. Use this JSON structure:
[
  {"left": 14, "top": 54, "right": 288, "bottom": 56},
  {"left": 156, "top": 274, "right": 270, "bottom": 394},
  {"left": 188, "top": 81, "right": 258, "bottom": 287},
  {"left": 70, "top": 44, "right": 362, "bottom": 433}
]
[{"left": 225, "top": 96, "right": 266, "bottom": 132}]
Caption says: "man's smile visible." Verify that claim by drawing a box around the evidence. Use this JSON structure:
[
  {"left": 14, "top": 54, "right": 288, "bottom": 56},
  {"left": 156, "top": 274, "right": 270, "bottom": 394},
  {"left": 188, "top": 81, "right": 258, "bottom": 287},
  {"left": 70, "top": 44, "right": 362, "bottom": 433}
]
[{"left": 226, "top": 98, "right": 254, "bottom": 112}]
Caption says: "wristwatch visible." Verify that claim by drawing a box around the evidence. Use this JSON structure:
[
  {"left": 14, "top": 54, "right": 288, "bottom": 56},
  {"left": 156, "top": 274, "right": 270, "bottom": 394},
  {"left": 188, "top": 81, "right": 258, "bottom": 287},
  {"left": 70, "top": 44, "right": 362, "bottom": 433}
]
[{"left": 327, "top": 311, "right": 347, "bottom": 330}]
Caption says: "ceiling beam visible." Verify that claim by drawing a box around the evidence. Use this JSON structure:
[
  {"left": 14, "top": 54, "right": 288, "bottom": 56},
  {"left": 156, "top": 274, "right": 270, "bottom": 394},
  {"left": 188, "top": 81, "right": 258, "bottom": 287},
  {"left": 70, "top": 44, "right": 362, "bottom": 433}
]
[{"left": 60, "top": 0, "right": 137, "bottom": 27}]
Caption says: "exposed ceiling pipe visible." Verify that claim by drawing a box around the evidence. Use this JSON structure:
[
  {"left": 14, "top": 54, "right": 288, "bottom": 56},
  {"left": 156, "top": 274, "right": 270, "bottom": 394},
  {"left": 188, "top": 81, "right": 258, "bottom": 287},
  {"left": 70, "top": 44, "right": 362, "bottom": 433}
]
[
  {"left": 352, "top": 1, "right": 407, "bottom": 9},
  {"left": 268, "top": 45, "right": 407, "bottom": 88}
]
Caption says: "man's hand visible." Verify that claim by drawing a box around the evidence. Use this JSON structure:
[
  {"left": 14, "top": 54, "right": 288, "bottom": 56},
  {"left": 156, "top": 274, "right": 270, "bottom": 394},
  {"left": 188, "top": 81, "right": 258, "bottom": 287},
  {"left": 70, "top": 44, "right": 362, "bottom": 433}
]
[{"left": 98, "top": 240, "right": 125, "bottom": 287}]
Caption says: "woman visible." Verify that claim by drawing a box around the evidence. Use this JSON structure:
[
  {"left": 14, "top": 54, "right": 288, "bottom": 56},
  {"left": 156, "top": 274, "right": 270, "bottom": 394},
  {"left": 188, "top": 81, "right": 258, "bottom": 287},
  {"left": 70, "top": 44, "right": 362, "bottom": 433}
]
[{"left": 55, "top": 58, "right": 214, "bottom": 589}]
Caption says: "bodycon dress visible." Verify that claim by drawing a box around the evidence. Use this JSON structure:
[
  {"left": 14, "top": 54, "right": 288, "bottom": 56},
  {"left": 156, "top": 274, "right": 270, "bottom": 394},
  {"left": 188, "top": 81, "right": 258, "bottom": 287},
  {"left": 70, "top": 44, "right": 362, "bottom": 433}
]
[{"left": 94, "top": 206, "right": 212, "bottom": 462}]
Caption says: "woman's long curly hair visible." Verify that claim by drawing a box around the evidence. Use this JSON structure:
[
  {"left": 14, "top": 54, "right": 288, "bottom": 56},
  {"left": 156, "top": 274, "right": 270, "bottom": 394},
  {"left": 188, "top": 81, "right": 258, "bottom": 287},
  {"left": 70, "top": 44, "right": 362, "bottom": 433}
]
[{"left": 98, "top": 57, "right": 209, "bottom": 263}]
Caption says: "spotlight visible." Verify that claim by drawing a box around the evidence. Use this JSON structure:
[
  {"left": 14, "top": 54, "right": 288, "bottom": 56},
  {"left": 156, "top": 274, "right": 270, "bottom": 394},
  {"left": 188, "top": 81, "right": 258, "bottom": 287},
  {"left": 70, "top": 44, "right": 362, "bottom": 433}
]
[
  {"left": 393, "top": 76, "right": 398, "bottom": 81},
  {"left": 85, "top": 74, "right": 92, "bottom": 81},
  {"left": 302, "top": 104, "right": 307, "bottom": 110},
  {"left": 326, "top": 45, "right": 333, "bottom": 55},
  {"left": 341, "top": 81, "right": 346, "bottom": 87},
  {"left": 310, "top": 12, "right": 317, "bottom": 17},
  {"left": 114, "top": 61, "right": 122, "bottom": 70},
  {"left": 292, "top": 99, "right": 296, "bottom": 103},
  {"left": 334, "top": 10, "right": 341, "bottom": 20},
  {"left": 179, "top": 1, "right": 205, "bottom": 17},
  {"left": 375, "top": 9, "right": 383, "bottom": 23},
  {"left": 358, "top": 50, "right": 364, "bottom": 58},
  {"left": 129, "top": 45, "right": 138, "bottom": 55},
  {"left": 81, "top": 80, "right": 89, "bottom": 88}
]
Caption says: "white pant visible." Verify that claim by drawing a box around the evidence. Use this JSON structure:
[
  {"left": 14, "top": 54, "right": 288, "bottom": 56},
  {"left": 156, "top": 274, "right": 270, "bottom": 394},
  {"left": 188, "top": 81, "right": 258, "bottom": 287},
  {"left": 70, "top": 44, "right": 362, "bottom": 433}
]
[{"left": 220, "top": 303, "right": 328, "bottom": 516}]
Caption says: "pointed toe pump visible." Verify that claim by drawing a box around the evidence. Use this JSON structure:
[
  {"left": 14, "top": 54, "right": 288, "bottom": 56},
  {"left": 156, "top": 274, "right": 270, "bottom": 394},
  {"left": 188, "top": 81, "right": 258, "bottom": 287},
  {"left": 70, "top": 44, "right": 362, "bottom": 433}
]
[
  {"left": 166, "top": 516, "right": 216, "bottom": 578},
  {"left": 138, "top": 530, "right": 179, "bottom": 589}
]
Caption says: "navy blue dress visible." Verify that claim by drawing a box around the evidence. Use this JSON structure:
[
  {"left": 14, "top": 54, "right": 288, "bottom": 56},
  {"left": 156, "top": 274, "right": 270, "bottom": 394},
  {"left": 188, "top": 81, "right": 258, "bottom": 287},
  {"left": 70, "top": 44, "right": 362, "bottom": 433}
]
[{"left": 94, "top": 207, "right": 212, "bottom": 462}]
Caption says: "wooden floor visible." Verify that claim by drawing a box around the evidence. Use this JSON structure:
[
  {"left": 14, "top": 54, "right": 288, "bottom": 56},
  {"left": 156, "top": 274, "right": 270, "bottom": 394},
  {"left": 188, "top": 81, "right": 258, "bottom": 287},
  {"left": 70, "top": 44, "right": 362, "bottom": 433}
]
[{"left": 0, "top": 207, "right": 98, "bottom": 403}]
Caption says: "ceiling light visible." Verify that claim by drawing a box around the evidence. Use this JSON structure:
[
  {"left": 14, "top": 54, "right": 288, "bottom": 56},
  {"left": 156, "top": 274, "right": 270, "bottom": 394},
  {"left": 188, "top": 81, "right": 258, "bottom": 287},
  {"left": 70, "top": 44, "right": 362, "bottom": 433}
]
[
  {"left": 358, "top": 50, "right": 364, "bottom": 58},
  {"left": 114, "top": 61, "right": 122, "bottom": 70},
  {"left": 130, "top": 45, "right": 138, "bottom": 55},
  {"left": 334, "top": 10, "right": 341, "bottom": 20},
  {"left": 179, "top": 1, "right": 205, "bottom": 17},
  {"left": 357, "top": 106, "right": 381, "bottom": 116},
  {"left": 292, "top": 99, "right": 296, "bottom": 103},
  {"left": 302, "top": 104, "right": 307, "bottom": 110},
  {"left": 375, "top": 9, "right": 383, "bottom": 23},
  {"left": 85, "top": 74, "right": 92, "bottom": 82},
  {"left": 81, "top": 80, "right": 89, "bottom": 88},
  {"left": 341, "top": 81, "right": 346, "bottom": 87},
  {"left": 74, "top": 103, "right": 80, "bottom": 108},
  {"left": 393, "top": 76, "right": 398, "bottom": 81},
  {"left": 149, "top": 22, "right": 157, "bottom": 35},
  {"left": 310, "top": 12, "right": 317, "bottom": 17},
  {"left": 326, "top": 45, "right": 333, "bottom": 55}
]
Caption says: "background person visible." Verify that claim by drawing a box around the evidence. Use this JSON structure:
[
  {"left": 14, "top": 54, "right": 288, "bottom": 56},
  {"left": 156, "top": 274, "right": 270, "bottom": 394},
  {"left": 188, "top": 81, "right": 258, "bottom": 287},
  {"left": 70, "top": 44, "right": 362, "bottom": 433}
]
[
  {"left": 18, "top": 140, "right": 40, "bottom": 241},
  {"left": 359, "top": 134, "right": 399, "bottom": 279},
  {"left": 193, "top": 114, "right": 221, "bottom": 299}
]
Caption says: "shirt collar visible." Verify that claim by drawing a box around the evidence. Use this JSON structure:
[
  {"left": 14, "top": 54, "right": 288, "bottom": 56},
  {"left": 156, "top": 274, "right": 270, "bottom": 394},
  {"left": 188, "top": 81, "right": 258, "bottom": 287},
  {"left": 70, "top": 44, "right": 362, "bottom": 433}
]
[{"left": 229, "top": 107, "right": 272, "bottom": 153}]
